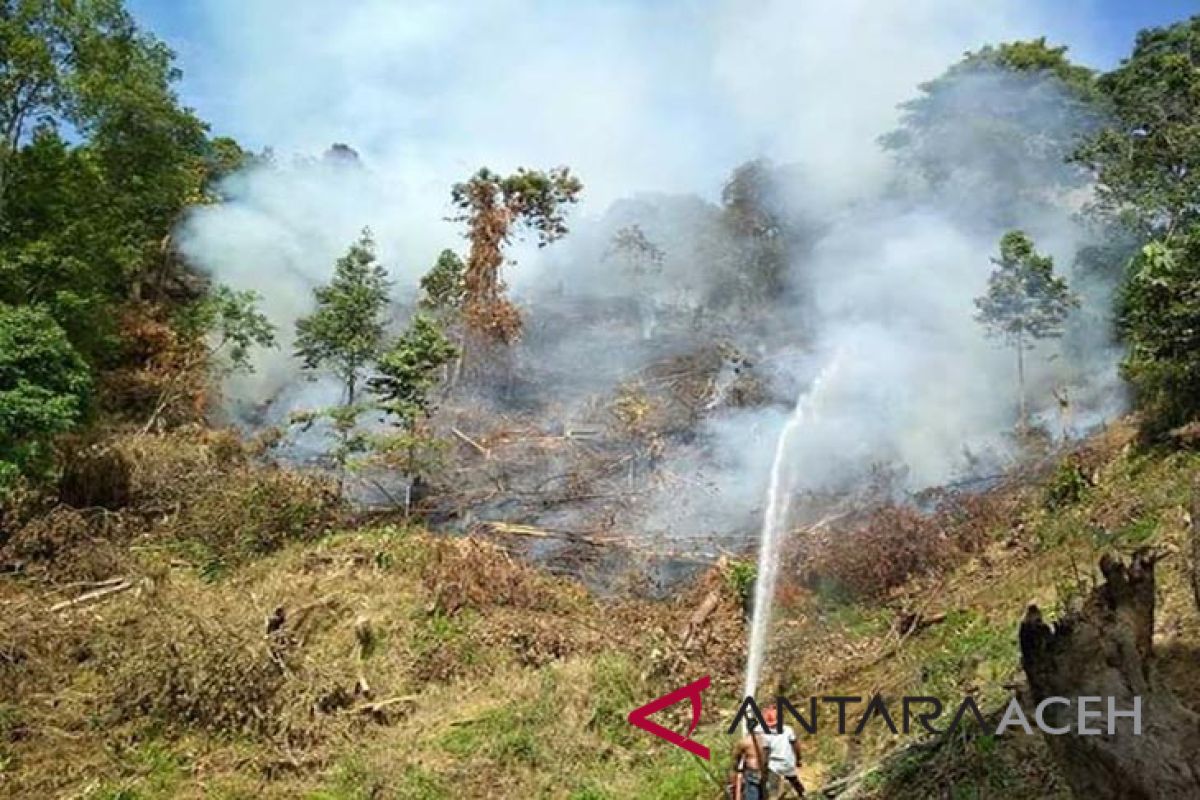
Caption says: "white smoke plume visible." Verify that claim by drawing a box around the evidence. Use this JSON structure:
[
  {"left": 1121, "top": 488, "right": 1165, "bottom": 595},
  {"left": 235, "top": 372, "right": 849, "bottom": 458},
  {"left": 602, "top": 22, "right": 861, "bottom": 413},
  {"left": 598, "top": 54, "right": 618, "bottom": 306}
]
[{"left": 175, "top": 0, "right": 1125, "bottom": 549}]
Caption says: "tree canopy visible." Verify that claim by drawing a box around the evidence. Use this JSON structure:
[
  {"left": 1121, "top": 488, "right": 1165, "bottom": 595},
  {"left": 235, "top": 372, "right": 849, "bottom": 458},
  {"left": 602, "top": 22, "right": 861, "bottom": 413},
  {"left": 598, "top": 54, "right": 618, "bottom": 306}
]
[
  {"left": 294, "top": 229, "right": 391, "bottom": 404},
  {"left": 882, "top": 38, "right": 1103, "bottom": 227},
  {"left": 449, "top": 166, "right": 582, "bottom": 344},
  {"left": 976, "top": 231, "right": 1079, "bottom": 423}
]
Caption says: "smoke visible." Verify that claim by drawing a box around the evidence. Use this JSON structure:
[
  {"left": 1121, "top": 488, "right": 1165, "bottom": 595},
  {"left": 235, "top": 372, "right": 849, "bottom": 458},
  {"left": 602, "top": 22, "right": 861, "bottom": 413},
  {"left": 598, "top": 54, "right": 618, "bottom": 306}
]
[{"left": 174, "top": 0, "right": 1126, "bottom": 550}]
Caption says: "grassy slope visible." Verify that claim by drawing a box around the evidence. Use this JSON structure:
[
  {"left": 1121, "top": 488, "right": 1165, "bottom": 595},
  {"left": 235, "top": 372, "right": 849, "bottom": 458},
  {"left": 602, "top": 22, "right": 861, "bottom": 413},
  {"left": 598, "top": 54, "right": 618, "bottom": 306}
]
[{"left": 2, "top": 421, "right": 1199, "bottom": 799}]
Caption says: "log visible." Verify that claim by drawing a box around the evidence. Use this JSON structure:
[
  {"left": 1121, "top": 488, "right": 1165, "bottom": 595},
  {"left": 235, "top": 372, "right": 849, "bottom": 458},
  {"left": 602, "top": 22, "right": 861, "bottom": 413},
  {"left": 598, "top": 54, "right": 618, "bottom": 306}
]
[
  {"left": 50, "top": 578, "right": 134, "bottom": 612},
  {"left": 1019, "top": 550, "right": 1200, "bottom": 799}
]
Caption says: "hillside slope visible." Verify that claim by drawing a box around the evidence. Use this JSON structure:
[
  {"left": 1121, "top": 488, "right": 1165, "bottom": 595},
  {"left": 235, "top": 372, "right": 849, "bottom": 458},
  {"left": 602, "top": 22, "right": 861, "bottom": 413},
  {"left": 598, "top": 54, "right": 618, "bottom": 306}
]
[{"left": 2, "top": 420, "right": 1199, "bottom": 799}]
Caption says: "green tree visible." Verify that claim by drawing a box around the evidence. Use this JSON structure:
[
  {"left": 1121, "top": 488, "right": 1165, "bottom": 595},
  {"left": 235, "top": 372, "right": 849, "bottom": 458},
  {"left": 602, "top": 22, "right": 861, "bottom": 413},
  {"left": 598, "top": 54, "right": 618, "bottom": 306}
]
[
  {"left": 1120, "top": 235, "right": 1200, "bottom": 438},
  {"left": 1075, "top": 16, "right": 1200, "bottom": 439},
  {"left": 1076, "top": 17, "right": 1200, "bottom": 240},
  {"left": 293, "top": 230, "right": 392, "bottom": 481},
  {"left": 0, "top": 0, "right": 227, "bottom": 366},
  {"left": 882, "top": 38, "right": 1102, "bottom": 227},
  {"left": 419, "top": 249, "right": 467, "bottom": 316},
  {"left": 449, "top": 166, "right": 582, "bottom": 345},
  {"left": 0, "top": 303, "right": 92, "bottom": 491},
  {"left": 369, "top": 313, "right": 457, "bottom": 513},
  {"left": 371, "top": 315, "right": 458, "bottom": 430},
  {"left": 975, "top": 231, "right": 1079, "bottom": 425},
  {"left": 295, "top": 229, "right": 391, "bottom": 406}
]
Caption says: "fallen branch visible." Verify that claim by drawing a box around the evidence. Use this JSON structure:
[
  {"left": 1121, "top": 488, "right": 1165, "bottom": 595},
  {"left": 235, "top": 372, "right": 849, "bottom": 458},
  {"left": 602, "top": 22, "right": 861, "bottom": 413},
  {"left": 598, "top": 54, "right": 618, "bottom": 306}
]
[
  {"left": 451, "top": 427, "right": 489, "bottom": 457},
  {"left": 353, "top": 695, "right": 417, "bottom": 718},
  {"left": 50, "top": 579, "right": 135, "bottom": 612},
  {"left": 478, "top": 521, "right": 621, "bottom": 548}
]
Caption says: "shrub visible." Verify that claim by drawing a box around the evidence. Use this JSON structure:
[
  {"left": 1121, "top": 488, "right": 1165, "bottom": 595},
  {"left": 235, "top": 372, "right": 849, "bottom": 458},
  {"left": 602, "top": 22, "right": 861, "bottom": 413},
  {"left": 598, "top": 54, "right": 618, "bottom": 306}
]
[
  {"left": 110, "top": 598, "right": 292, "bottom": 737},
  {"left": 0, "top": 303, "right": 92, "bottom": 492},
  {"left": 800, "top": 505, "right": 956, "bottom": 600},
  {"left": 422, "top": 538, "right": 571, "bottom": 616},
  {"left": 0, "top": 505, "right": 129, "bottom": 581},
  {"left": 1044, "top": 457, "right": 1091, "bottom": 510},
  {"left": 186, "top": 470, "right": 335, "bottom": 558}
]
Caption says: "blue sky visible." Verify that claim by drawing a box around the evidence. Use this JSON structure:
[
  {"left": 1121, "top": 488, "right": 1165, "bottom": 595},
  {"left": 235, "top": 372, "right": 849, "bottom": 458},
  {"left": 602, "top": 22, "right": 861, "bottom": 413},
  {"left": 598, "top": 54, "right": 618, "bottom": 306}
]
[
  {"left": 130, "top": 0, "right": 1198, "bottom": 152},
  {"left": 114, "top": 0, "right": 1200, "bottom": 220}
]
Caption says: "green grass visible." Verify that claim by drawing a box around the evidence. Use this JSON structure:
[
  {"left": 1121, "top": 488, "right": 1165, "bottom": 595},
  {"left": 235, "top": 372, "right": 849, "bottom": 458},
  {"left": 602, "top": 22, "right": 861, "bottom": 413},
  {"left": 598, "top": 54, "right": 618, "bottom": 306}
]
[{"left": 307, "top": 756, "right": 385, "bottom": 800}]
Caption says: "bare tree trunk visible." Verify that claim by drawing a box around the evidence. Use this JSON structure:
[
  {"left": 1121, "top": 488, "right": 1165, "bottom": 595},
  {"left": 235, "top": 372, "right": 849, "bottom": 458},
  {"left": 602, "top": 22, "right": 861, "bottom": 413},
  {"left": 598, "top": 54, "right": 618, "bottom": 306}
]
[{"left": 1019, "top": 550, "right": 1200, "bottom": 799}]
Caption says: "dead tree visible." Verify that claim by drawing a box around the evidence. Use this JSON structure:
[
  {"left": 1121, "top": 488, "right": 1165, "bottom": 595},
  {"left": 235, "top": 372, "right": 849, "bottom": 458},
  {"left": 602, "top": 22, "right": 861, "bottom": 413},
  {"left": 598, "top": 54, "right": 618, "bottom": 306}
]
[{"left": 1019, "top": 550, "right": 1200, "bottom": 799}]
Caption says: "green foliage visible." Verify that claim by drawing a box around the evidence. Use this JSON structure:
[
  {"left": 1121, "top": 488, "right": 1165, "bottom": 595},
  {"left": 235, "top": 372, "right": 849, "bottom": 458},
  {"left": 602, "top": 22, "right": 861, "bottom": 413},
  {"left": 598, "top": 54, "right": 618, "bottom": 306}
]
[
  {"left": 307, "top": 756, "right": 388, "bottom": 800},
  {"left": 1044, "top": 458, "right": 1090, "bottom": 509},
  {"left": 0, "top": 303, "right": 91, "bottom": 490},
  {"left": 632, "top": 752, "right": 713, "bottom": 800},
  {"left": 292, "top": 230, "right": 394, "bottom": 481},
  {"left": 295, "top": 229, "right": 391, "bottom": 403},
  {"left": 979, "top": 231, "right": 1084, "bottom": 345},
  {"left": 976, "top": 231, "right": 1078, "bottom": 420},
  {"left": 176, "top": 285, "right": 275, "bottom": 376},
  {"left": 586, "top": 653, "right": 640, "bottom": 746},
  {"left": 882, "top": 38, "right": 1101, "bottom": 226},
  {"left": 419, "top": 249, "right": 467, "bottom": 314},
  {"left": 922, "top": 610, "right": 1014, "bottom": 699},
  {"left": 1078, "top": 16, "right": 1200, "bottom": 440},
  {"left": 371, "top": 314, "right": 457, "bottom": 429},
  {"left": 1077, "top": 17, "right": 1200, "bottom": 239},
  {"left": 981, "top": 38, "right": 1099, "bottom": 95},
  {"left": 1120, "top": 234, "right": 1200, "bottom": 436},
  {"left": 724, "top": 560, "right": 757, "bottom": 608},
  {"left": 0, "top": 0, "right": 217, "bottom": 361}
]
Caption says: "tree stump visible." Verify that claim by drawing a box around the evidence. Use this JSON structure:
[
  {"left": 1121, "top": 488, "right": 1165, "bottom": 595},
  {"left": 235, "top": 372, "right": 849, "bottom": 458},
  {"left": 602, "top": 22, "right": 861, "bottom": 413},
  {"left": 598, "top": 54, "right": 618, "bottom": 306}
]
[{"left": 1019, "top": 550, "right": 1200, "bottom": 799}]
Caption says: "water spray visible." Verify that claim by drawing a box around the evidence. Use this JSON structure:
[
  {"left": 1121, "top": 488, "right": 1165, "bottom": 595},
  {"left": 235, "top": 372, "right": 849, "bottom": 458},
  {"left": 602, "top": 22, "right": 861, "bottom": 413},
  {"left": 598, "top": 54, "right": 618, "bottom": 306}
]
[{"left": 742, "top": 355, "right": 841, "bottom": 702}]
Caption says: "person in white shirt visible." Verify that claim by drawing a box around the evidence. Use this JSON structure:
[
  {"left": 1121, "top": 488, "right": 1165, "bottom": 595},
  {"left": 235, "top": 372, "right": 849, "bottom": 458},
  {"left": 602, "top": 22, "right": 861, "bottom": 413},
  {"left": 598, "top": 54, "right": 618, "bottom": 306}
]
[{"left": 761, "top": 703, "right": 805, "bottom": 798}]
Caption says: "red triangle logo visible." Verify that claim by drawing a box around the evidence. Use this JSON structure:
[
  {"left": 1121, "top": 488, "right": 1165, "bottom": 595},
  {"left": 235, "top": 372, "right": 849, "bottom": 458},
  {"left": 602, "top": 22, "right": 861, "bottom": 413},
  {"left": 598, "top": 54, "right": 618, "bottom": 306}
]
[{"left": 626, "top": 675, "right": 711, "bottom": 760}]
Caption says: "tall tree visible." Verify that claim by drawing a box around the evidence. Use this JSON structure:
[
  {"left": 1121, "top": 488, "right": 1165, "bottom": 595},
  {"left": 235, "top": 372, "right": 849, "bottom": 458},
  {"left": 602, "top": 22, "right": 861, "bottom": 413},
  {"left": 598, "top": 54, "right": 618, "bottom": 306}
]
[
  {"left": 1076, "top": 17, "right": 1200, "bottom": 241},
  {"left": 1076, "top": 16, "right": 1200, "bottom": 438},
  {"left": 294, "top": 229, "right": 391, "bottom": 406},
  {"left": 293, "top": 230, "right": 391, "bottom": 481},
  {"left": 718, "top": 159, "right": 789, "bottom": 307},
  {"left": 975, "top": 231, "right": 1079, "bottom": 425},
  {"left": 449, "top": 166, "right": 581, "bottom": 346},
  {"left": 606, "top": 224, "right": 664, "bottom": 339},
  {"left": 882, "top": 38, "right": 1102, "bottom": 228},
  {"left": 0, "top": 0, "right": 228, "bottom": 370}
]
